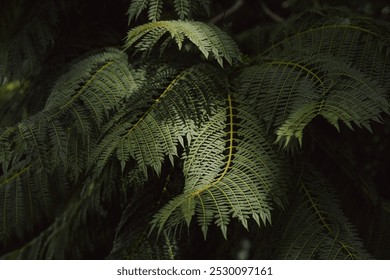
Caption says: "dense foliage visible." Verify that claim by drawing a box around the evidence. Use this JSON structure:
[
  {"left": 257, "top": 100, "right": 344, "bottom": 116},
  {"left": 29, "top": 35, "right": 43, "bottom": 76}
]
[{"left": 0, "top": 0, "right": 389, "bottom": 259}]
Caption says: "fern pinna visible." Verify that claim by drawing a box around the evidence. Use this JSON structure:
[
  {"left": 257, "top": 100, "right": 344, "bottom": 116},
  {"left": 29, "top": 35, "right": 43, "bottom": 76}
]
[{"left": 0, "top": 0, "right": 389, "bottom": 259}]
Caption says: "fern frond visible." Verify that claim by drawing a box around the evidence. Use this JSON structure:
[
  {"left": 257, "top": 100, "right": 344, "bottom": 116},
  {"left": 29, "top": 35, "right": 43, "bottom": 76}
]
[
  {"left": 151, "top": 94, "right": 288, "bottom": 239},
  {"left": 89, "top": 63, "right": 226, "bottom": 176},
  {"left": 274, "top": 165, "right": 371, "bottom": 259},
  {"left": 1, "top": 48, "right": 140, "bottom": 174},
  {"left": 125, "top": 20, "right": 243, "bottom": 67},
  {"left": 45, "top": 48, "right": 140, "bottom": 126},
  {"left": 238, "top": 54, "right": 389, "bottom": 147}
]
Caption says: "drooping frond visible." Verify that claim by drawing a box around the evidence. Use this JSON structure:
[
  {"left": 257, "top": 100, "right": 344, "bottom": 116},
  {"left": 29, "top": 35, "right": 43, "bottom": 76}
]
[
  {"left": 89, "top": 63, "right": 226, "bottom": 176},
  {"left": 0, "top": 49, "right": 141, "bottom": 243},
  {"left": 127, "top": 0, "right": 211, "bottom": 22},
  {"left": 151, "top": 94, "right": 288, "bottom": 239},
  {"left": 125, "top": 20, "right": 243, "bottom": 67},
  {"left": 274, "top": 165, "right": 371, "bottom": 260}
]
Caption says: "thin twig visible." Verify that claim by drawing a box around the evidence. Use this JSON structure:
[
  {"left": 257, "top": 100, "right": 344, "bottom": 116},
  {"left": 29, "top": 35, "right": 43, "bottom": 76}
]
[
  {"left": 209, "top": 0, "right": 245, "bottom": 24},
  {"left": 260, "top": 1, "right": 284, "bottom": 22}
]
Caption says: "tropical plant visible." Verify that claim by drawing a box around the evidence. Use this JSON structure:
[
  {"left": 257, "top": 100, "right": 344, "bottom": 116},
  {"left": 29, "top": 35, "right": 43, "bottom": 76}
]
[{"left": 0, "top": 0, "right": 389, "bottom": 259}]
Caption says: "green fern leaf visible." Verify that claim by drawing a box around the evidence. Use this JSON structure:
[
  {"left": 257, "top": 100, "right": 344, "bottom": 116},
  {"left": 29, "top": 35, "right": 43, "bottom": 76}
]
[
  {"left": 125, "top": 20, "right": 243, "bottom": 67},
  {"left": 151, "top": 95, "right": 287, "bottom": 238},
  {"left": 237, "top": 9, "right": 390, "bottom": 147}
]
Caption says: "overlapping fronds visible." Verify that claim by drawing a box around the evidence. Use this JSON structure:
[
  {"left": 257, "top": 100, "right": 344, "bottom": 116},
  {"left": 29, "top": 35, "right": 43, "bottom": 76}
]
[
  {"left": 89, "top": 63, "right": 227, "bottom": 176},
  {"left": 239, "top": 54, "right": 389, "bottom": 147},
  {"left": 274, "top": 166, "right": 371, "bottom": 259},
  {"left": 125, "top": 20, "right": 243, "bottom": 66},
  {"left": 238, "top": 10, "right": 390, "bottom": 147},
  {"left": 127, "top": 0, "right": 211, "bottom": 22},
  {"left": 0, "top": 48, "right": 141, "bottom": 244},
  {"left": 1, "top": 48, "right": 140, "bottom": 173},
  {"left": 45, "top": 49, "right": 141, "bottom": 128},
  {"left": 151, "top": 94, "right": 288, "bottom": 239}
]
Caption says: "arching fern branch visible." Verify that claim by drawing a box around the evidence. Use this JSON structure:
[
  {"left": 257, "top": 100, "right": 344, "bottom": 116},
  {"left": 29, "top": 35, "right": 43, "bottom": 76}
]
[
  {"left": 1, "top": 48, "right": 141, "bottom": 176},
  {"left": 274, "top": 165, "right": 372, "bottom": 259},
  {"left": 151, "top": 94, "right": 288, "bottom": 239},
  {"left": 125, "top": 20, "right": 243, "bottom": 67},
  {"left": 89, "top": 63, "right": 227, "bottom": 176}
]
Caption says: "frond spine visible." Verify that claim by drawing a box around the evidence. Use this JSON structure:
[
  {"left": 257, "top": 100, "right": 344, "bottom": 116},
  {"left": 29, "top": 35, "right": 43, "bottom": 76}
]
[
  {"left": 124, "top": 73, "right": 182, "bottom": 139},
  {"left": 192, "top": 94, "right": 234, "bottom": 196},
  {"left": 58, "top": 61, "right": 114, "bottom": 112}
]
